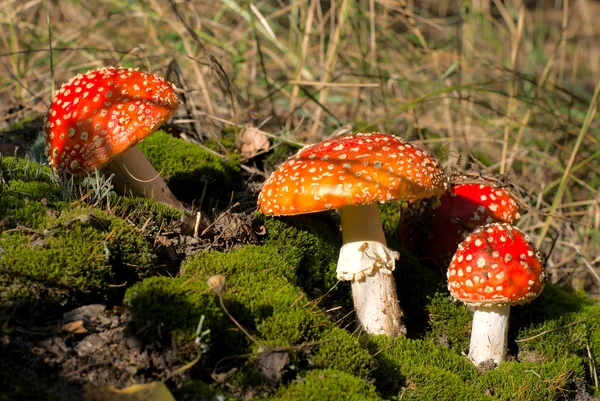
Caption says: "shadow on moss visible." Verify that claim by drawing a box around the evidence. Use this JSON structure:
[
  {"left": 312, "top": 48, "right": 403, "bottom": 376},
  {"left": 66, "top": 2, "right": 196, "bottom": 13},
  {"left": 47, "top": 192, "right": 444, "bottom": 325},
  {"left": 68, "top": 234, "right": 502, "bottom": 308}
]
[
  {"left": 138, "top": 131, "right": 241, "bottom": 206},
  {"left": 254, "top": 213, "right": 344, "bottom": 299}
]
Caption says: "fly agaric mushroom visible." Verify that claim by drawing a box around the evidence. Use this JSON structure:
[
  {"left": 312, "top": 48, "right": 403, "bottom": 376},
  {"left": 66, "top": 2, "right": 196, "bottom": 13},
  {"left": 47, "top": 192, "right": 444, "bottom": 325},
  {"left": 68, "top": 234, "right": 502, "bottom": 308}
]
[
  {"left": 401, "top": 174, "right": 520, "bottom": 268},
  {"left": 447, "top": 222, "right": 545, "bottom": 366},
  {"left": 258, "top": 132, "right": 446, "bottom": 336},
  {"left": 44, "top": 67, "right": 181, "bottom": 208}
]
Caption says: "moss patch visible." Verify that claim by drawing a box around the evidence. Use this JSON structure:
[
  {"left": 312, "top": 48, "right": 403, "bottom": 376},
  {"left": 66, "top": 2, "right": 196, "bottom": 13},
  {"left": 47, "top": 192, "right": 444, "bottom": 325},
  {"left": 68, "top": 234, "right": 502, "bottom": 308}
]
[
  {"left": 110, "top": 196, "right": 183, "bottom": 237},
  {"left": 367, "top": 335, "right": 484, "bottom": 400},
  {"left": 0, "top": 157, "right": 172, "bottom": 320},
  {"left": 515, "top": 285, "right": 600, "bottom": 370},
  {"left": 176, "top": 380, "right": 238, "bottom": 401},
  {"left": 262, "top": 142, "right": 302, "bottom": 172},
  {"left": 254, "top": 213, "right": 343, "bottom": 300},
  {"left": 0, "top": 209, "right": 158, "bottom": 319},
  {"left": 126, "top": 241, "right": 375, "bottom": 387},
  {"left": 269, "top": 369, "right": 383, "bottom": 401},
  {"left": 0, "top": 157, "right": 66, "bottom": 230},
  {"left": 138, "top": 131, "right": 241, "bottom": 206},
  {"left": 3, "top": 156, "right": 600, "bottom": 400}
]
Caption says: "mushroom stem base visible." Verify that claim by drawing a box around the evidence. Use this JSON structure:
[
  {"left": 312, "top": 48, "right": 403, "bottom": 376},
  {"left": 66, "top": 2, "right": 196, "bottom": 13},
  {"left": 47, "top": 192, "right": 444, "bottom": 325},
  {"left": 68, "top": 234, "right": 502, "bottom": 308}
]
[
  {"left": 102, "top": 145, "right": 182, "bottom": 210},
  {"left": 350, "top": 271, "right": 406, "bottom": 337},
  {"left": 469, "top": 305, "right": 510, "bottom": 366},
  {"left": 339, "top": 204, "right": 406, "bottom": 337}
]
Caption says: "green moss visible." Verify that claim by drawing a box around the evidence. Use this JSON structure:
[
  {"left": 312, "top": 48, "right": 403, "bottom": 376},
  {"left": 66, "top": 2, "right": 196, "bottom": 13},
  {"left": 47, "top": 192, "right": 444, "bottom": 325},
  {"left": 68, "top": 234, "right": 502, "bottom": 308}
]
[
  {"left": 0, "top": 157, "right": 66, "bottom": 230},
  {"left": 396, "top": 252, "right": 447, "bottom": 336},
  {"left": 127, "top": 243, "right": 375, "bottom": 386},
  {"left": 367, "top": 335, "right": 482, "bottom": 400},
  {"left": 476, "top": 357, "right": 583, "bottom": 401},
  {"left": 124, "top": 276, "right": 226, "bottom": 348},
  {"left": 515, "top": 285, "right": 600, "bottom": 364},
  {"left": 262, "top": 142, "right": 301, "bottom": 171},
  {"left": 179, "top": 244, "right": 375, "bottom": 378},
  {"left": 0, "top": 156, "right": 55, "bottom": 184},
  {"left": 255, "top": 213, "right": 342, "bottom": 299},
  {"left": 176, "top": 380, "right": 238, "bottom": 401},
  {"left": 105, "top": 217, "right": 158, "bottom": 280},
  {"left": 0, "top": 209, "right": 158, "bottom": 319},
  {"left": 110, "top": 196, "right": 183, "bottom": 238},
  {"left": 0, "top": 192, "right": 55, "bottom": 229},
  {"left": 311, "top": 329, "right": 374, "bottom": 380},
  {"left": 205, "top": 129, "right": 238, "bottom": 154},
  {"left": 424, "top": 291, "right": 472, "bottom": 352},
  {"left": 378, "top": 202, "right": 402, "bottom": 244},
  {"left": 180, "top": 243, "right": 301, "bottom": 285},
  {"left": 112, "top": 196, "right": 183, "bottom": 222},
  {"left": 269, "top": 369, "right": 383, "bottom": 401},
  {"left": 0, "top": 224, "right": 108, "bottom": 318},
  {"left": 138, "top": 131, "right": 241, "bottom": 205}
]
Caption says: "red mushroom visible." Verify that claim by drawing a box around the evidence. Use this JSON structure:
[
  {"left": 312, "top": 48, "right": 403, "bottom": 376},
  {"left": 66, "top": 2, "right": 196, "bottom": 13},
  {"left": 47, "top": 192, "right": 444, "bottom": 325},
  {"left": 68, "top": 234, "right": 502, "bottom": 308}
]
[
  {"left": 401, "top": 174, "right": 520, "bottom": 268},
  {"left": 447, "top": 223, "right": 545, "bottom": 365},
  {"left": 258, "top": 132, "right": 446, "bottom": 336},
  {"left": 44, "top": 67, "right": 181, "bottom": 208}
]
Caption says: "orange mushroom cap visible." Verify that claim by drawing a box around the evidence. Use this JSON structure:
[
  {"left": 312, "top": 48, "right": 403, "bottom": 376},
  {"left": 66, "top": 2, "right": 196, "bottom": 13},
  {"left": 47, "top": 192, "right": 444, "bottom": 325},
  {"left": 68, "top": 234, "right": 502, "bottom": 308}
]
[
  {"left": 258, "top": 132, "right": 446, "bottom": 215},
  {"left": 44, "top": 67, "right": 179, "bottom": 176},
  {"left": 447, "top": 223, "right": 545, "bottom": 307}
]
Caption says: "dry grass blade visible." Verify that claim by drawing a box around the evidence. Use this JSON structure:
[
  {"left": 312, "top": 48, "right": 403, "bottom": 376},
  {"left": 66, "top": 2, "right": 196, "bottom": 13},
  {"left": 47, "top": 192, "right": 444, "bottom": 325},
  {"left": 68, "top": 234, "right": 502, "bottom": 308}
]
[
  {"left": 308, "top": 0, "right": 351, "bottom": 141},
  {"left": 499, "top": 2, "right": 525, "bottom": 175},
  {"left": 536, "top": 77, "right": 600, "bottom": 249}
]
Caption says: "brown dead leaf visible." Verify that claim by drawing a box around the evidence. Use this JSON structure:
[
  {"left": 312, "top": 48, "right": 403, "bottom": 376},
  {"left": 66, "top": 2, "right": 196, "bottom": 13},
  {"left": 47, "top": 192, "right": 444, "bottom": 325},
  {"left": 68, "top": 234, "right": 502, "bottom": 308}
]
[
  {"left": 257, "top": 350, "right": 289, "bottom": 382},
  {"left": 239, "top": 127, "right": 269, "bottom": 158},
  {"left": 61, "top": 320, "right": 87, "bottom": 334},
  {"left": 84, "top": 382, "right": 176, "bottom": 401}
]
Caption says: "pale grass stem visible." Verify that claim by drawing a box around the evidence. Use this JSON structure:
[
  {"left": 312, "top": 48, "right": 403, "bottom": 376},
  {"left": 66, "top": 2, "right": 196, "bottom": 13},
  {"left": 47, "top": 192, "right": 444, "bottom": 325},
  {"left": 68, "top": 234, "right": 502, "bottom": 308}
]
[
  {"left": 535, "top": 77, "right": 600, "bottom": 249},
  {"left": 499, "top": 2, "right": 525, "bottom": 175},
  {"left": 286, "top": 0, "right": 317, "bottom": 130},
  {"left": 308, "top": 0, "right": 351, "bottom": 141}
]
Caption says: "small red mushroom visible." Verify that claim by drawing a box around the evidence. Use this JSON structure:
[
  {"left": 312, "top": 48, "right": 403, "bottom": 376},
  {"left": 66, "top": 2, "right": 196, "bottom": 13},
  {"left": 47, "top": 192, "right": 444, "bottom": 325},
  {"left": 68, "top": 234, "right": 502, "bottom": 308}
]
[
  {"left": 44, "top": 67, "right": 181, "bottom": 208},
  {"left": 447, "top": 222, "right": 545, "bottom": 366},
  {"left": 401, "top": 174, "right": 520, "bottom": 268},
  {"left": 258, "top": 132, "right": 446, "bottom": 336}
]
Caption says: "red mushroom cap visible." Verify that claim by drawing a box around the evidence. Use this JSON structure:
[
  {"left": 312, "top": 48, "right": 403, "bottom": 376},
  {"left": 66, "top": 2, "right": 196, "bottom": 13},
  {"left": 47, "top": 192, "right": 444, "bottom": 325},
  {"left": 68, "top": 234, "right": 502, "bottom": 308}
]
[
  {"left": 447, "top": 223, "right": 545, "bottom": 307},
  {"left": 44, "top": 67, "right": 179, "bottom": 176},
  {"left": 400, "top": 174, "right": 521, "bottom": 268},
  {"left": 436, "top": 178, "right": 520, "bottom": 228},
  {"left": 258, "top": 133, "right": 446, "bottom": 215}
]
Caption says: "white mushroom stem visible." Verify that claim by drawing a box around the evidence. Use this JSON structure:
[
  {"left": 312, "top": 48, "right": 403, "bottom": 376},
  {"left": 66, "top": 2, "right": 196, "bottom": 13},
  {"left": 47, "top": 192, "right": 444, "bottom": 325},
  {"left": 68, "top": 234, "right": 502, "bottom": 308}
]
[
  {"left": 337, "top": 204, "right": 405, "bottom": 337},
  {"left": 101, "top": 146, "right": 182, "bottom": 210},
  {"left": 468, "top": 304, "right": 510, "bottom": 365}
]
